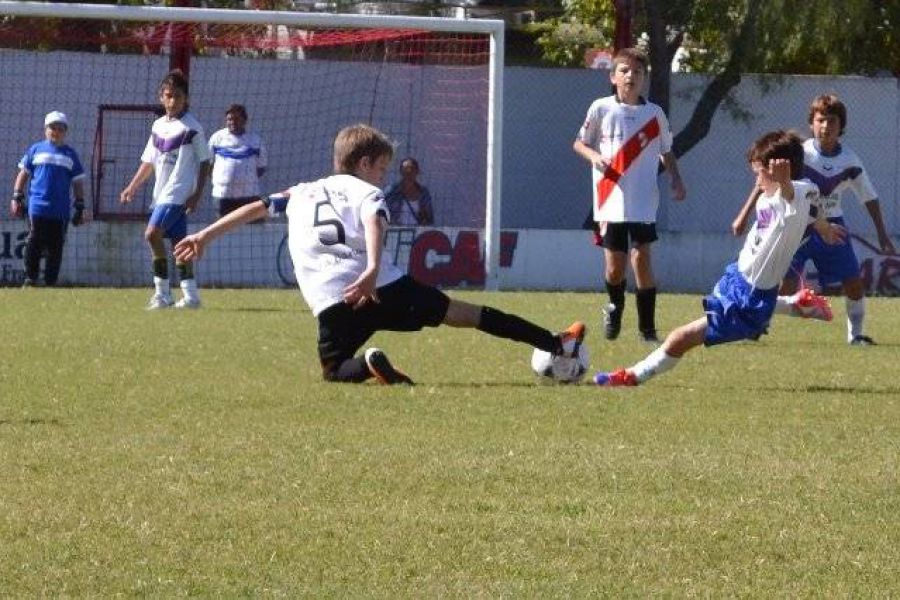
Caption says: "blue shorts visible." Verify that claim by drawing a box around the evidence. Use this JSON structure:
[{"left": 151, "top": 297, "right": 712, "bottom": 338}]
[
  {"left": 702, "top": 263, "right": 777, "bottom": 346},
  {"left": 786, "top": 217, "right": 860, "bottom": 286},
  {"left": 148, "top": 204, "right": 187, "bottom": 242}
]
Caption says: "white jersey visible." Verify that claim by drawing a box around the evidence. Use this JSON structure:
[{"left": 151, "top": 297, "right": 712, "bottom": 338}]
[
  {"left": 208, "top": 128, "right": 267, "bottom": 199},
  {"left": 738, "top": 180, "right": 819, "bottom": 290},
  {"left": 285, "top": 174, "right": 404, "bottom": 316},
  {"left": 802, "top": 139, "right": 877, "bottom": 219},
  {"left": 141, "top": 112, "right": 211, "bottom": 206},
  {"left": 576, "top": 95, "right": 674, "bottom": 223}
]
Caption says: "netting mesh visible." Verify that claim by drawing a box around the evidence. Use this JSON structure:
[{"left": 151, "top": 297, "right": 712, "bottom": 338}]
[{"left": 0, "top": 13, "right": 491, "bottom": 287}]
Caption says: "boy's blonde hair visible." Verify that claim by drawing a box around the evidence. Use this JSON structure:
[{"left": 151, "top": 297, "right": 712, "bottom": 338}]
[
  {"left": 746, "top": 129, "right": 805, "bottom": 180},
  {"left": 612, "top": 47, "right": 649, "bottom": 72},
  {"left": 333, "top": 124, "right": 394, "bottom": 174},
  {"left": 808, "top": 93, "right": 847, "bottom": 135}
]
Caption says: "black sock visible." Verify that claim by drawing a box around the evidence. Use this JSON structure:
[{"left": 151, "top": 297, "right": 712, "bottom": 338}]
[
  {"left": 177, "top": 261, "right": 194, "bottom": 281},
  {"left": 477, "top": 306, "right": 560, "bottom": 354},
  {"left": 636, "top": 287, "right": 657, "bottom": 333},
  {"left": 323, "top": 356, "right": 371, "bottom": 383},
  {"left": 152, "top": 257, "right": 168, "bottom": 279},
  {"left": 606, "top": 280, "right": 626, "bottom": 314}
]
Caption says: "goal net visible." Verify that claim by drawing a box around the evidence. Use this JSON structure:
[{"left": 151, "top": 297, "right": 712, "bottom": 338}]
[{"left": 0, "top": 2, "right": 503, "bottom": 288}]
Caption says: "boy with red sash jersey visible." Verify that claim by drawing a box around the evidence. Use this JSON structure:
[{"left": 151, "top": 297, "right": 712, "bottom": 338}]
[{"left": 573, "top": 47, "right": 686, "bottom": 344}]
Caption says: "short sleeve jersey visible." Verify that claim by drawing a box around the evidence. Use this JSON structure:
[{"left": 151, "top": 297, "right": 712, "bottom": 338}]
[
  {"left": 737, "top": 180, "right": 819, "bottom": 290},
  {"left": 18, "top": 140, "right": 85, "bottom": 221},
  {"left": 208, "top": 128, "right": 267, "bottom": 199},
  {"left": 285, "top": 174, "right": 404, "bottom": 316},
  {"left": 140, "top": 111, "right": 211, "bottom": 206},
  {"left": 576, "top": 95, "right": 674, "bottom": 223},
  {"left": 802, "top": 139, "right": 877, "bottom": 219}
]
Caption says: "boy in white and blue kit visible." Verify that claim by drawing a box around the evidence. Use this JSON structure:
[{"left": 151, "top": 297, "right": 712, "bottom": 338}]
[
  {"left": 10, "top": 111, "right": 86, "bottom": 286},
  {"left": 120, "top": 69, "right": 211, "bottom": 309},
  {"left": 595, "top": 130, "right": 842, "bottom": 387},
  {"left": 773, "top": 94, "right": 894, "bottom": 345}
]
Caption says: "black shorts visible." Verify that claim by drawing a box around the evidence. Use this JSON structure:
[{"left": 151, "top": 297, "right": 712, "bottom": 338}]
[
  {"left": 316, "top": 275, "right": 450, "bottom": 365},
  {"left": 599, "top": 222, "right": 658, "bottom": 252},
  {"left": 216, "top": 196, "right": 261, "bottom": 217}
]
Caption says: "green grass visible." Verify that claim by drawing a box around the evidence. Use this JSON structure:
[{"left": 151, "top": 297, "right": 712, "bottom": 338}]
[{"left": 2, "top": 288, "right": 899, "bottom": 596}]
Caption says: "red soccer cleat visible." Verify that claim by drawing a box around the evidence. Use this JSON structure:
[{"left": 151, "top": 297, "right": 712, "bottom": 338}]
[
  {"left": 794, "top": 288, "right": 833, "bottom": 321},
  {"left": 593, "top": 368, "right": 638, "bottom": 387}
]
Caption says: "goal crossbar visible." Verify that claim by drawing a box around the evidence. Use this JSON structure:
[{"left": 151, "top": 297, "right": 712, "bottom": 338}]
[{"left": 0, "top": 0, "right": 505, "bottom": 289}]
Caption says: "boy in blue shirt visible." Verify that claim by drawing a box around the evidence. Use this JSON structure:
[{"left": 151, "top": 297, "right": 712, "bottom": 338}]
[{"left": 10, "top": 111, "right": 86, "bottom": 287}]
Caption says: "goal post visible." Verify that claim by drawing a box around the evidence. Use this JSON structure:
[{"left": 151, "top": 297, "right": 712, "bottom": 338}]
[{"left": 0, "top": 1, "right": 505, "bottom": 289}]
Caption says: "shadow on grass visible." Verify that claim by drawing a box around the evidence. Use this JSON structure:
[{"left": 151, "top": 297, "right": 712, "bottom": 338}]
[
  {"left": 0, "top": 418, "right": 63, "bottom": 426},
  {"left": 211, "top": 307, "right": 301, "bottom": 313},
  {"left": 666, "top": 383, "right": 900, "bottom": 396}
]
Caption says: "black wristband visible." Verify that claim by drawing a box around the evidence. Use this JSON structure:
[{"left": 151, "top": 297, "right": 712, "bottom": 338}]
[
  {"left": 12, "top": 191, "right": 25, "bottom": 203},
  {"left": 74, "top": 199, "right": 85, "bottom": 210}
]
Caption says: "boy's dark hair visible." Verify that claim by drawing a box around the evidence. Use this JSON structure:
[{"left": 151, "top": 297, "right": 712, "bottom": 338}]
[
  {"left": 400, "top": 157, "right": 419, "bottom": 170},
  {"left": 333, "top": 124, "right": 394, "bottom": 174},
  {"left": 808, "top": 93, "right": 846, "bottom": 134},
  {"left": 612, "top": 47, "right": 649, "bottom": 72},
  {"left": 747, "top": 129, "right": 805, "bottom": 180},
  {"left": 225, "top": 104, "right": 248, "bottom": 120},
  {"left": 159, "top": 69, "right": 189, "bottom": 97}
]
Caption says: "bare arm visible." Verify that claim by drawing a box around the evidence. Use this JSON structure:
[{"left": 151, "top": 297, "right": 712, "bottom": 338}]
[
  {"left": 173, "top": 199, "right": 269, "bottom": 262},
  {"left": 10, "top": 169, "right": 29, "bottom": 217},
  {"left": 342, "top": 212, "right": 385, "bottom": 308},
  {"left": 73, "top": 179, "right": 86, "bottom": 201},
  {"left": 120, "top": 162, "right": 154, "bottom": 204},
  {"left": 185, "top": 160, "right": 212, "bottom": 214},
  {"left": 731, "top": 186, "right": 761, "bottom": 237},
  {"left": 661, "top": 151, "right": 686, "bottom": 201},
  {"left": 864, "top": 199, "right": 896, "bottom": 254},
  {"left": 573, "top": 139, "right": 609, "bottom": 172},
  {"left": 13, "top": 169, "right": 29, "bottom": 194}
]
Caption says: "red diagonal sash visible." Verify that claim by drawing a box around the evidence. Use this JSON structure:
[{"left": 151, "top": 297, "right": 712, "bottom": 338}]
[{"left": 596, "top": 117, "right": 661, "bottom": 210}]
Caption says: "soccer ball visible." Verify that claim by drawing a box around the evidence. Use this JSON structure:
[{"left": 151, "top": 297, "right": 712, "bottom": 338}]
[{"left": 531, "top": 339, "right": 590, "bottom": 384}]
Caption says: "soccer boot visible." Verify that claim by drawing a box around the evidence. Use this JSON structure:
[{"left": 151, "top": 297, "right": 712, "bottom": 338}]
[
  {"left": 593, "top": 368, "right": 638, "bottom": 387},
  {"left": 793, "top": 288, "right": 833, "bottom": 321},
  {"left": 557, "top": 321, "right": 587, "bottom": 356},
  {"left": 146, "top": 293, "right": 174, "bottom": 310},
  {"left": 174, "top": 296, "right": 202, "bottom": 309},
  {"left": 602, "top": 303, "right": 622, "bottom": 340},
  {"left": 365, "top": 348, "right": 414, "bottom": 385},
  {"left": 849, "top": 335, "right": 876, "bottom": 346}
]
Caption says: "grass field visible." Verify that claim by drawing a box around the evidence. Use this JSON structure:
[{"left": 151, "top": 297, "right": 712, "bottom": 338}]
[{"left": 2, "top": 287, "right": 899, "bottom": 596}]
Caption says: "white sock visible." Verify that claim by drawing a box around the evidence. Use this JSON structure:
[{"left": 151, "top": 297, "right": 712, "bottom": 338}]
[
  {"left": 153, "top": 276, "right": 170, "bottom": 297},
  {"left": 630, "top": 347, "right": 680, "bottom": 384},
  {"left": 180, "top": 278, "right": 200, "bottom": 301},
  {"left": 846, "top": 297, "right": 865, "bottom": 342},
  {"left": 773, "top": 295, "right": 796, "bottom": 316}
]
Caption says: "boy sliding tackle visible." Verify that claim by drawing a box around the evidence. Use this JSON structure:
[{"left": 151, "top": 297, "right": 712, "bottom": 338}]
[
  {"left": 174, "top": 124, "right": 584, "bottom": 385},
  {"left": 595, "top": 130, "right": 844, "bottom": 387}
]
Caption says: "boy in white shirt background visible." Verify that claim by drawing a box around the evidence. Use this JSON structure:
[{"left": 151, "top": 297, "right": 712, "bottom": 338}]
[{"left": 574, "top": 47, "right": 686, "bottom": 344}]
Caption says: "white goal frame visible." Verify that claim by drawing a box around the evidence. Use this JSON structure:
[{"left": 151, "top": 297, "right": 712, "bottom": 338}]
[{"left": 0, "top": 0, "right": 505, "bottom": 290}]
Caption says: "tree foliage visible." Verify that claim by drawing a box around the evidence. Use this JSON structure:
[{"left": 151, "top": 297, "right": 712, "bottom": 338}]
[{"left": 539, "top": 0, "right": 899, "bottom": 157}]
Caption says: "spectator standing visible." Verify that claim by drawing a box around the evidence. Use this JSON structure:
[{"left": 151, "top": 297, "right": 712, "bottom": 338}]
[
  {"left": 10, "top": 111, "right": 86, "bottom": 287},
  {"left": 208, "top": 104, "right": 267, "bottom": 217},
  {"left": 384, "top": 157, "right": 434, "bottom": 226}
]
